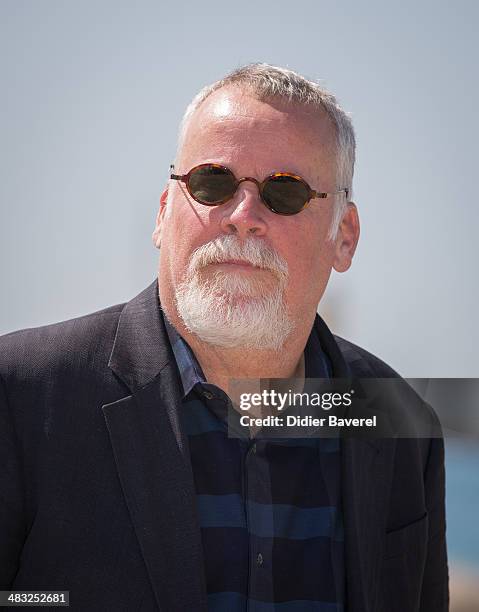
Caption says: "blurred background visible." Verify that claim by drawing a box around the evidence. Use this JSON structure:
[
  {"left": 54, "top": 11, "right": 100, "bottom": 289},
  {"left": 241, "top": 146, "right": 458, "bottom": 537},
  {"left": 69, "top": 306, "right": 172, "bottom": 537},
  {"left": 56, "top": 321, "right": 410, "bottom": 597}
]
[{"left": 1, "top": 1, "right": 478, "bottom": 608}]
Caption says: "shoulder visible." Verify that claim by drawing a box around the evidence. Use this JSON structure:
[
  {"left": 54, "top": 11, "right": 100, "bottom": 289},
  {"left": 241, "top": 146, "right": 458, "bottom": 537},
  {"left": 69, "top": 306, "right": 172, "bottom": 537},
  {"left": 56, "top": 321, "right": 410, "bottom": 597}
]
[
  {"left": 0, "top": 302, "right": 125, "bottom": 385},
  {"left": 334, "top": 335, "right": 443, "bottom": 438},
  {"left": 333, "top": 335, "right": 401, "bottom": 379}
]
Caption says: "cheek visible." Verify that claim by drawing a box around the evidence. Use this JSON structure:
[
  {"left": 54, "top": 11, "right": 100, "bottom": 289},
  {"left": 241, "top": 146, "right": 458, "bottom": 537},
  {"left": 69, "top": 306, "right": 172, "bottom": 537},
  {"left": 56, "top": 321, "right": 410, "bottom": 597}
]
[
  {"left": 281, "top": 226, "right": 335, "bottom": 298},
  {"left": 285, "top": 220, "right": 333, "bottom": 269},
  {"left": 161, "top": 204, "right": 216, "bottom": 280},
  {"left": 159, "top": 213, "right": 192, "bottom": 276}
]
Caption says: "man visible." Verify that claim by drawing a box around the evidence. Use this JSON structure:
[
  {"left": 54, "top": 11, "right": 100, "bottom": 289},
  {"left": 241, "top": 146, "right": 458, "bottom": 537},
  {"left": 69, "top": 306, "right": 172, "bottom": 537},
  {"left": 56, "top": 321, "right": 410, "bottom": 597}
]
[{"left": 0, "top": 64, "right": 447, "bottom": 611}]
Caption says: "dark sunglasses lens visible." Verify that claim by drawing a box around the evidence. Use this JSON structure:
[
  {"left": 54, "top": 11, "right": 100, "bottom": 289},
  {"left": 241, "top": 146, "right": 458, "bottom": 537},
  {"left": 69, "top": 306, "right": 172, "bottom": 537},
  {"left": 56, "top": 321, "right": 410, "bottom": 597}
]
[
  {"left": 188, "top": 165, "right": 236, "bottom": 204},
  {"left": 261, "top": 175, "right": 310, "bottom": 215}
]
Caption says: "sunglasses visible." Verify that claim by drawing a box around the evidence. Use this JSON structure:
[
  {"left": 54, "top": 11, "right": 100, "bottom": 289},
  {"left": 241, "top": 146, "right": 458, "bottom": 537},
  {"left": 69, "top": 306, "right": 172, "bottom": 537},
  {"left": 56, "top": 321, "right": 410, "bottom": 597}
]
[{"left": 170, "top": 163, "right": 348, "bottom": 216}]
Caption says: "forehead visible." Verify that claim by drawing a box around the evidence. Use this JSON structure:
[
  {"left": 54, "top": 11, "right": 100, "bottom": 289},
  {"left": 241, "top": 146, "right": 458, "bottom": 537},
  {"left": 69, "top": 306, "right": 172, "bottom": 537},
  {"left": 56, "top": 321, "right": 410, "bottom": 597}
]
[{"left": 178, "top": 86, "right": 338, "bottom": 178}]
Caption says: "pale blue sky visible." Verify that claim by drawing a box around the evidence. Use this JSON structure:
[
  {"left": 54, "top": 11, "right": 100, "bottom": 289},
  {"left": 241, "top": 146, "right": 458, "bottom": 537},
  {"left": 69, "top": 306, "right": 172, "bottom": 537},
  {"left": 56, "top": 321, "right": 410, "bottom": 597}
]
[{"left": 1, "top": 0, "right": 478, "bottom": 376}]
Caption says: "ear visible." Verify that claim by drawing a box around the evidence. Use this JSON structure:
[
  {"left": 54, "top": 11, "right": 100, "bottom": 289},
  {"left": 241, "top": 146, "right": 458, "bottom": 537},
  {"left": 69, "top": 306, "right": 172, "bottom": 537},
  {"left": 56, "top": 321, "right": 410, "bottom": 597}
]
[
  {"left": 152, "top": 187, "right": 169, "bottom": 249},
  {"left": 333, "top": 202, "right": 360, "bottom": 273}
]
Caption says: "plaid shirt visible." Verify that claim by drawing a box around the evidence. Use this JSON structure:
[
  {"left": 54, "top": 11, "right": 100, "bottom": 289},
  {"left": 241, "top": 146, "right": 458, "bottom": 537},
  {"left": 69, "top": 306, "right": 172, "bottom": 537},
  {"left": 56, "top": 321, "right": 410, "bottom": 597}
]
[{"left": 165, "top": 315, "right": 344, "bottom": 611}]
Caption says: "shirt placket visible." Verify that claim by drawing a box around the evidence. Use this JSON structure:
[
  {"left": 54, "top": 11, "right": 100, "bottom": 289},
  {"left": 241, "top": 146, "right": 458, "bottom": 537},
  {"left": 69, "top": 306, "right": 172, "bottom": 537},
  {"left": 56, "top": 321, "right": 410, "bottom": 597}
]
[{"left": 242, "top": 440, "right": 275, "bottom": 611}]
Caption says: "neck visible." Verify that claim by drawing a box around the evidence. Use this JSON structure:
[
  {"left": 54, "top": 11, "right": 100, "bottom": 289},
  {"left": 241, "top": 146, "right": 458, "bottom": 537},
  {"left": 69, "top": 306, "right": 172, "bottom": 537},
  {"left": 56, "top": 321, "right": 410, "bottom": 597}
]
[{"left": 188, "top": 333, "right": 309, "bottom": 394}]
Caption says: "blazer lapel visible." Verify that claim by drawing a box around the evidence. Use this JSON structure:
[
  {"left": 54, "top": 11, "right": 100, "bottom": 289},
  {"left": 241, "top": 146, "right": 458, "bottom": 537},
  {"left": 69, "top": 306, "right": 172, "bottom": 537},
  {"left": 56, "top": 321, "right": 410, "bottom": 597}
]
[
  {"left": 315, "top": 316, "right": 396, "bottom": 612},
  {"left": 102, "top": 282, "right": 207, "bottom": 612}
]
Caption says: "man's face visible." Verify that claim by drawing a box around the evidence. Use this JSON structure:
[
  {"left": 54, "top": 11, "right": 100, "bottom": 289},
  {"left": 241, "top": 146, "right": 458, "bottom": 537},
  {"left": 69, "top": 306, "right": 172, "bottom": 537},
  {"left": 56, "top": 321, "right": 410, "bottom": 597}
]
[{"left": 154, "top": 86, "right": 358, "bottom": 347}]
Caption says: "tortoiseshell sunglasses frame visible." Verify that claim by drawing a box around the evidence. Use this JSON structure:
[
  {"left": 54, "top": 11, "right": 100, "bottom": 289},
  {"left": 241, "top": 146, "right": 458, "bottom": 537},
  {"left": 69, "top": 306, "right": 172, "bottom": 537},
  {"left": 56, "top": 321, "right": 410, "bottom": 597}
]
[{"left": 170, "top": 163, "right": 349, "bottom": 216}]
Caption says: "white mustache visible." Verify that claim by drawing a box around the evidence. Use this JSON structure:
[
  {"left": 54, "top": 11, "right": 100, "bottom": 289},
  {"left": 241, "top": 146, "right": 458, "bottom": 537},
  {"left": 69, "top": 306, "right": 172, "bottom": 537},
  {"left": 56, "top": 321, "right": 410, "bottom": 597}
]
[{"left": 187, "top": 235, "right": 288, "bottom": 282}]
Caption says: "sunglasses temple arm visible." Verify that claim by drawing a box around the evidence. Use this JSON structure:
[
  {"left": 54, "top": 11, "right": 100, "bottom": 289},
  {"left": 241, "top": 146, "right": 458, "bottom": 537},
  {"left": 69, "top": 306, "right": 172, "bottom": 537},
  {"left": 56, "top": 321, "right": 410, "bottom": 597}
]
[
  {"left": 313, "top": 188, "right": 350, "bottom": 199},
  {"left": 169, "top": 164, "right": 186, "bottom": 181}
]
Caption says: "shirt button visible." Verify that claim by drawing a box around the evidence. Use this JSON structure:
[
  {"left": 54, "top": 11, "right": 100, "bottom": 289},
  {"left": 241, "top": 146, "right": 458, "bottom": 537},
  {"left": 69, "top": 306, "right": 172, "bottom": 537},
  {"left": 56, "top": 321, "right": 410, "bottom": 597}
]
[
  {"left": 203, "top": 391, "right": 214, "bottom": 400},
  {"left": 256, "top": 553, "right": 263, "bottom": 566}
]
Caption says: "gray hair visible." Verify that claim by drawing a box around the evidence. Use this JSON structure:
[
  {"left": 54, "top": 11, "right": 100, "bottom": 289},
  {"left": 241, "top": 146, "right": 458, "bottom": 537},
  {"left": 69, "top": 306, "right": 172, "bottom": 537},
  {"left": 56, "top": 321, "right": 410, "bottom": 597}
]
[{"left": 176, "top": 63, "right": 356, "bottom": 239}]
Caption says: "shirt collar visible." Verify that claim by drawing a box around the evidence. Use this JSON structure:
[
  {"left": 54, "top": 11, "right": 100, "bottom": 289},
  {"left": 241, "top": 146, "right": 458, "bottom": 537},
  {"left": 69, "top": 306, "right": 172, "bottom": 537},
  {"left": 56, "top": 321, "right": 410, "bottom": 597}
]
[{"left": 164, "top": 315, "right": 206, "bottom": 397}]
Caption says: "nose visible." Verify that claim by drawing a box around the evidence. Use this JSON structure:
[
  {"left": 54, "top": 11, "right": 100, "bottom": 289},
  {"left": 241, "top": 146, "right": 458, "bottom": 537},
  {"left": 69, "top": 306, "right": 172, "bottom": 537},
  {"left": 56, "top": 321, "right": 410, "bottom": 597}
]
[{"left": 219, "top": 179, "right": 268, "bottom": 239}]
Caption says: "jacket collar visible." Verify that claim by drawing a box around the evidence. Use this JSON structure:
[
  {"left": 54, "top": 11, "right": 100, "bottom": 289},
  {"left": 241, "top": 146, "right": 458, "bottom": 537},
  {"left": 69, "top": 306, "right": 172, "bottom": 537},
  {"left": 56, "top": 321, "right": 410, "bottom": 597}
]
[
  {"left": 108, "top": 279, "right": 351, "bottom": 391},
  {"left": 108, "top": 280, "right": 171, "bottom": 392}
]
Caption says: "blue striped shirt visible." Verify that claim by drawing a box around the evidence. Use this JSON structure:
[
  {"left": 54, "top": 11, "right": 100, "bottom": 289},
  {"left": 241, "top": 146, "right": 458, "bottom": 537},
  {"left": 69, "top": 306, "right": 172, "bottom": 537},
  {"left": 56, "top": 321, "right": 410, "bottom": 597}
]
[{"left": 164, "top": 316, "right": 344, "bottom": 611}]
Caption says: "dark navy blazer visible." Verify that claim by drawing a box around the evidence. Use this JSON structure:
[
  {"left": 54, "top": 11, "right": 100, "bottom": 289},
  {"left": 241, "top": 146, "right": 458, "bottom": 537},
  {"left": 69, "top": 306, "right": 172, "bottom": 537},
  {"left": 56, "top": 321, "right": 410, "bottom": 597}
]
[{"left": 0, "top": 281, "right": 448, "bottom": 612}]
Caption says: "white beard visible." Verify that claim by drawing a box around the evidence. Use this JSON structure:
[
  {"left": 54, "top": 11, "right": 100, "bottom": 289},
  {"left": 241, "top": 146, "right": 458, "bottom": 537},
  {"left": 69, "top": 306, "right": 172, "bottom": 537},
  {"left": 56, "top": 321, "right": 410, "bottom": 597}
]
[{"left": 175, "top": 235, "right": 293, "bottom": 350}]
